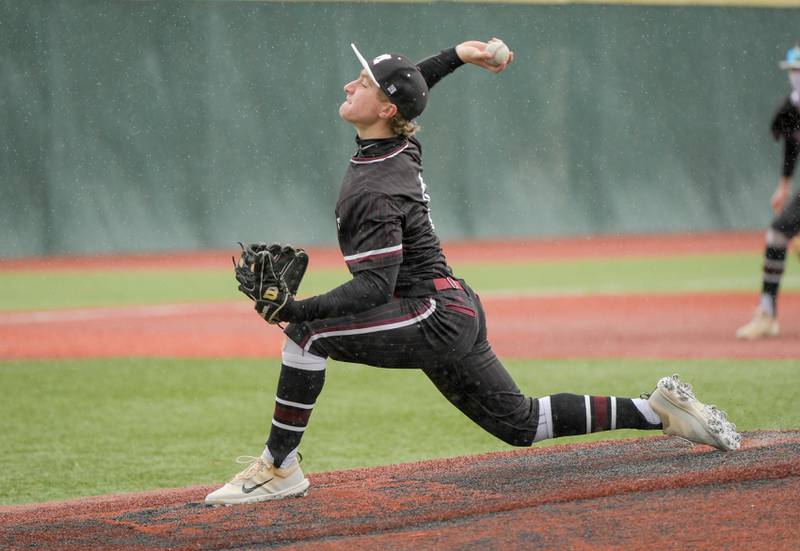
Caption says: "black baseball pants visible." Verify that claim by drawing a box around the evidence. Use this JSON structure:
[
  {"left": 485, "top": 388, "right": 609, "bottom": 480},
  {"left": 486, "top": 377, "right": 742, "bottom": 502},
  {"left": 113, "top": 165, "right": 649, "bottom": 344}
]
[
  {"left": 772, "top": 190, "right": 800, "bottom": 237},
  {"left": 284, "top": 281, "right": 539, "bottom": 446}
]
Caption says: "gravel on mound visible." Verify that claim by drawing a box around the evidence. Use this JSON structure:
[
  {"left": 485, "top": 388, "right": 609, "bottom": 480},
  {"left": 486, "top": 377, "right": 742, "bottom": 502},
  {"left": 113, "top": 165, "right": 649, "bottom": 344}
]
[{"left": 1, "top": 430, "right": 798, "bottom": 550}]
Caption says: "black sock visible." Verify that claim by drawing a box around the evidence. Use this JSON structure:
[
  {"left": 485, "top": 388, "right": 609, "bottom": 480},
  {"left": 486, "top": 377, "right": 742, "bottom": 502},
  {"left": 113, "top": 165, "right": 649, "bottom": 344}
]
[
  {"left": 548, "top": 393, "right": 661, "bottom": 438},
  {"left": 266, "top": 363, "right": 325, "bottom": 468},
  {"left": 762, "top": 244, "right": 786, "bottom": 315}
]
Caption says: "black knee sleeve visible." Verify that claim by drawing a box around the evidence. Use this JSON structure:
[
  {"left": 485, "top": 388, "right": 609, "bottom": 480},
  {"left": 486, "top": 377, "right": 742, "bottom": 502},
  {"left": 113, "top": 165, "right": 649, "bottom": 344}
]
[{"left": 549, "top": 393, "right": 587, "bottom": 437}]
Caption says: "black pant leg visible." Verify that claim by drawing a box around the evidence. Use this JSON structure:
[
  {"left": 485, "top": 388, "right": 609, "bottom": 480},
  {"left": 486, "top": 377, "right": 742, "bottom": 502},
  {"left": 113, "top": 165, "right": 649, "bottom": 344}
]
[
  {"left": 283, "top": 286, "right": 537, "bottom": 445},
  {"left": 422, "top": 294, "right": 539, "bottom": 446},
  {"left": 772, "top": 190, "right": 800, "bottom": 238},
  {"left": 284, "top": 292, "right": 479, "bottom": 368}
]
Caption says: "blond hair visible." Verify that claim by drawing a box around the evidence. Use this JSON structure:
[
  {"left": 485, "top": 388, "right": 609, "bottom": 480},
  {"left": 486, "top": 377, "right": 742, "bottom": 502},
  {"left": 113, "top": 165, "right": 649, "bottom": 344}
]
[
  {"left": 376, "top": 88, "right": 420, "bottom": 137},
  {"left": 389, "top": 113, "right": 420, "bottom": 137}
]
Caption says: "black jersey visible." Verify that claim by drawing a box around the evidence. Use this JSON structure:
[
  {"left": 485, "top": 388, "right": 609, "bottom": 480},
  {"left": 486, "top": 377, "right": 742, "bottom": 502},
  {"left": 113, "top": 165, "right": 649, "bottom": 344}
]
[
  {"left": 771, "top": 97, "right": 800, "bottom": 177},
  {"left": 336, "top": 135, "right": 452, "bottom": 289},
  {"left": 281, "top": 48, "right": 466, "bottom": 324}
]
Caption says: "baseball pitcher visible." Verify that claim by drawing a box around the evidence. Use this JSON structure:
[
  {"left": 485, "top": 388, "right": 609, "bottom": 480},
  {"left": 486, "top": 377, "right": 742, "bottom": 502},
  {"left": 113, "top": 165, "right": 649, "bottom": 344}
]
[{"left": 206, "top": 40, "right": 741, "bottom": 505}]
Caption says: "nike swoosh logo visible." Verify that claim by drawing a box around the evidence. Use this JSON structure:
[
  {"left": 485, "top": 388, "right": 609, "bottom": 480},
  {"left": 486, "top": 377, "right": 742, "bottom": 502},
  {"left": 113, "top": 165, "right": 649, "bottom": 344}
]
[{"left": 241, "top": 477, "right": 274, "bottom": 494}]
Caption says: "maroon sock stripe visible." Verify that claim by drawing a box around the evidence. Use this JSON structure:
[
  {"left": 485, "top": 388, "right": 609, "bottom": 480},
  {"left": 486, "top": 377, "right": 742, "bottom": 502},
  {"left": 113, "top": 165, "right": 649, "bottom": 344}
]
[
  {"left": 273, "top": 403, "right": 313, "bottom": 428},
  {"left": 591, "top": 396, "right": 610, "bottom": 433}
]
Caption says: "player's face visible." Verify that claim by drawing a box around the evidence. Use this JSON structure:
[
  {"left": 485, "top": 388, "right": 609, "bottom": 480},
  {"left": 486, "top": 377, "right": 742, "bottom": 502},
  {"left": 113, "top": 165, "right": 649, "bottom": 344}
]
[
  {"left": 339, "top": 70, "right": 391, "bottom": 127},
  {"left": 790, "top": 69, "right": 800, "bottom": 92}
]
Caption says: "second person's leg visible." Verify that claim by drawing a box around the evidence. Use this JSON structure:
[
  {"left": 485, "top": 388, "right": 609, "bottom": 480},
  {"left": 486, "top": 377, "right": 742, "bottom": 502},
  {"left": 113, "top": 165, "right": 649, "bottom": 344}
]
[{"left": 737, "top": 192, "right": 800, "bottom": 339}]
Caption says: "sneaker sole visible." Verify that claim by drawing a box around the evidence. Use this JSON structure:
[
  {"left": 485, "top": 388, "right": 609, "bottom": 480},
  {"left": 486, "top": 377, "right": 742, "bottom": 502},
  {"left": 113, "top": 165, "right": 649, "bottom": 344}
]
[
  {"left": 735, "top": 328, "right": 779, "bottom": 340},
  {"left": 205, "top": 478, "right": 310, "bottom": 506},
  {"left": 650, "top": 387, "right": 740, "bottom": 452},
  {"left": 736, "top": 319, "right": 779, "bottom": 340}
]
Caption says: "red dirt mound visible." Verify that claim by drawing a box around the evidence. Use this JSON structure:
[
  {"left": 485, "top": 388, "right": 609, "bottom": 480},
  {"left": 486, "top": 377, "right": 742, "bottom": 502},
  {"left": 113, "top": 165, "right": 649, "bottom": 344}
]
[{"left": 1, "top": 430, "right": 798, "bottom": 549}]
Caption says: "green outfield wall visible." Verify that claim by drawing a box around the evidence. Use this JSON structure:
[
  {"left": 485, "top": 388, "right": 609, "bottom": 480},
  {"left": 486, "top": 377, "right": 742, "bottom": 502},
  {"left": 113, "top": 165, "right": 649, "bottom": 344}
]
[{"left": 2, "top": 1, "right": 799, "bottom": 256}]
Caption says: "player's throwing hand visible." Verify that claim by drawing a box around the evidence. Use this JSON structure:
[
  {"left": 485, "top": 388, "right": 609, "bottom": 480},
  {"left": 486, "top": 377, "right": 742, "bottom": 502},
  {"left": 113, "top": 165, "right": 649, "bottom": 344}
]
[{"left": 455, "top": 39, "right": 514, "bottom": 73}]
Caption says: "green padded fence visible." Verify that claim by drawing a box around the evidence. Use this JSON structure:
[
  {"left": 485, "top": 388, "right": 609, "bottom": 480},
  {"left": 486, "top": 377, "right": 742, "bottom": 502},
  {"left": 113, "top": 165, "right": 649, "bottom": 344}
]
[{"left": 2, "top": 0, "right": 798, "bottom": 256}]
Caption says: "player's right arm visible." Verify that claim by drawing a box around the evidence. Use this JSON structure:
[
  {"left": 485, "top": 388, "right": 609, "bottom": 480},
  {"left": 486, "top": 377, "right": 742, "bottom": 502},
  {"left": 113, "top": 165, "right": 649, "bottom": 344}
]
[
  {"left": 455, "top": 40, "right": 514, "bottom": 73},
  {"left": 416, "top": 40, "right": 514, "bottom": 90},
  {"left": 771, "top": 176, "right": 792, "bottom": 214},
  {"left": 771, "top": 138, "right": 796, "bottom": 213}
]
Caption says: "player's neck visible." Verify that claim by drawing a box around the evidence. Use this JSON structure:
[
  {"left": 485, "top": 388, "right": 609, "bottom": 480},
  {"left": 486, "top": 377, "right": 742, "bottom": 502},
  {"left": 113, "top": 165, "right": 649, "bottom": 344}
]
[{"left": 354, "top": 120, "right": 396, "bottom": 140}]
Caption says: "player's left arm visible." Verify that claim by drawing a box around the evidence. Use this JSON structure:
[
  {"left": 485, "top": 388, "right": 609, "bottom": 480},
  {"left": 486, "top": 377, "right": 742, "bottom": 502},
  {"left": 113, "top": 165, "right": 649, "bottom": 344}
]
[
  {"left": 281, "top": 191, "right": 405, "bottom": 323},
  {"left": 282, "top": 264, "right": 399, "bottom": 323}
]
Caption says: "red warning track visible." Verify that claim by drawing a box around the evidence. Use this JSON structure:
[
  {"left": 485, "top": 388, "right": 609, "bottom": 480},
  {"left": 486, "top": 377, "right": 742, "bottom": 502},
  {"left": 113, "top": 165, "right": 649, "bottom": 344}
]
[
  {"left": 1, "top": 230, "right": 798, "bottom": 359},
  {"left": 0, "top": 230, "right": 768, "bottom": 272},
  {"left": 1, "top": 431, "right": 798, "bottom": 549},
  {"left": 2, "top": 292, "right": 798, "bottom": 360}
]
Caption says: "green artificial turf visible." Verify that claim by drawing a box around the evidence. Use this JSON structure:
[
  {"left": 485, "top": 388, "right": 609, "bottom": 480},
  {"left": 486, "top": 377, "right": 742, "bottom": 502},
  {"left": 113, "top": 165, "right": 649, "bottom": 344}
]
[
  {"left": 2, "top": 250, "right": 798, "bottom": 506},
  {"left": 1, "top": 252, "right": 799, "bottom": 311},
  {"left": 0, "top": 357, "right": 796, "bottom": 505}
]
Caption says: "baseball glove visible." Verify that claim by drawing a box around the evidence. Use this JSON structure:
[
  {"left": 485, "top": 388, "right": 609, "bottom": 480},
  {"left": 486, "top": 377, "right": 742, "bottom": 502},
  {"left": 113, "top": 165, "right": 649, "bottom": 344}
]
[{"left": 233, "top": 242, "right": 309, "bottom": 324}]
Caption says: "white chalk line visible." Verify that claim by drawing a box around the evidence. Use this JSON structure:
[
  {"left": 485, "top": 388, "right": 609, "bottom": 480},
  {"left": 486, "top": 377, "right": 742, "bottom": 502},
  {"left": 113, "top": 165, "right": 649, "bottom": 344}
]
[
  {"left": 0, "top": 302, "right": 251, "bottom": 326},
  {"left": 4, "top": 276, "right": 799, "bottom": 327}
]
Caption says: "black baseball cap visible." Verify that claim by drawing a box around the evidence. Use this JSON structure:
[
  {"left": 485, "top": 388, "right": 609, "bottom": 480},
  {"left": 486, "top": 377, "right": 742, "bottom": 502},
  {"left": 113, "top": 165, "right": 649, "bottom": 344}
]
[{"left": 351, "top": 43, "right": 428, "bottom": 120}]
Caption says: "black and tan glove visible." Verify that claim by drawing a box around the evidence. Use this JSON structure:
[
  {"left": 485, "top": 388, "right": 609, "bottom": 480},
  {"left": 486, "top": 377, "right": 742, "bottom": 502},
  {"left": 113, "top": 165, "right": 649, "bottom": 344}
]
[{"left": 233, "top": 242, "right": 309, "bottom": 324}]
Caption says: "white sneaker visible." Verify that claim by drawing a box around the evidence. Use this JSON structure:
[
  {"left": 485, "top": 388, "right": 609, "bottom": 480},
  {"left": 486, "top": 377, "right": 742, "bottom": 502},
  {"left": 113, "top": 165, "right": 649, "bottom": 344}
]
[
  {"left": 205, "top": 455, "right": 309, "bottom": 505},
  {"left": 647, "top": 374, "right": 741, "bottom": 452},
  {"left": 735, "top": 308, "right": 779, "bottom": 340}
]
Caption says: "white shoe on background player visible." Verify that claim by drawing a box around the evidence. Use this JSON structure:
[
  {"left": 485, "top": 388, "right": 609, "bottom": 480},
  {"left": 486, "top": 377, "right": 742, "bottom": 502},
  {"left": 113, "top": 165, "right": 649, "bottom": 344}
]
[
  {"left": 735, "top": 308, "right": 779, "bottom": 340},
  {"left": 646, "top": 374, "right": 741, "bottom": 452},
  {"left": 205, "top": 455, "right": 309, "bottom": 505}
]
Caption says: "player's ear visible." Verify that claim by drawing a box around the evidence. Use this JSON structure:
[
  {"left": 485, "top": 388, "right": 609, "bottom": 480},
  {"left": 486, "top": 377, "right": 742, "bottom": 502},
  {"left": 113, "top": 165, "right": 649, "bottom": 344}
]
[{"left": 379, "top": 102, "right": 398, "bottom": 120}]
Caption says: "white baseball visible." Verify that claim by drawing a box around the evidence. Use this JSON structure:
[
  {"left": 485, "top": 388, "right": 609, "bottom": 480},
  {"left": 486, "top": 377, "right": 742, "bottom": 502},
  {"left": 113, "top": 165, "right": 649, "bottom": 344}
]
[{"left": 485, "top": 39, "right": 510, "bottom": 66}]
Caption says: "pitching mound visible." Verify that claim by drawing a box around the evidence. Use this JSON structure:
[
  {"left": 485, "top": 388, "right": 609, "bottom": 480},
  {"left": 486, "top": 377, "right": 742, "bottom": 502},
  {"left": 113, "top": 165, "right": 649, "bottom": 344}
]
[{"left": 2, "top": 430, "right": 798, "bottom": 549}]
